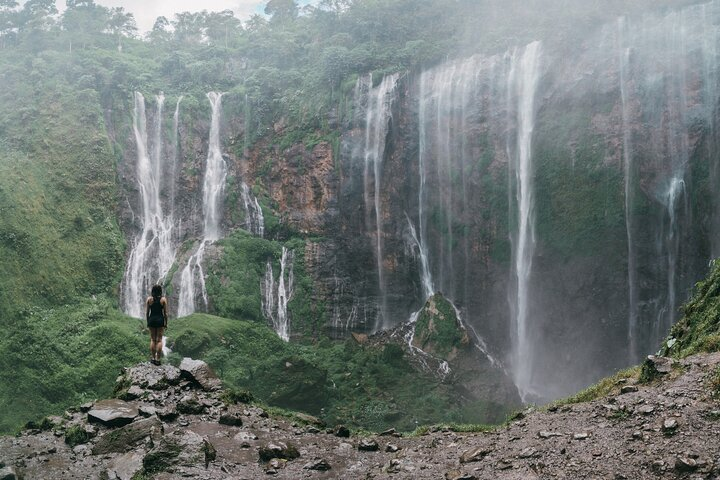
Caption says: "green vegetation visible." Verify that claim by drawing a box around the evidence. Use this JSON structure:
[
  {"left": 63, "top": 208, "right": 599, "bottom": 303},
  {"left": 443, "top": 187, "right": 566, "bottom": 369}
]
[
  {"left": 663, "top": 259, "right": 720, "bottom": 358},
  {"left": 549, "top": 366, "right": 640, "bottom": 407},
  {"left": 413, "top": 294, "right": 467, "bottom": 360},
  {"left": 64, "top": 425, "right": 91, "bottom": 447}
]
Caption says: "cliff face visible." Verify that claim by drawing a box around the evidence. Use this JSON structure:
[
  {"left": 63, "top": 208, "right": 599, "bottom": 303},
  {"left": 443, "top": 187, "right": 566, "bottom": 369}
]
[{"left": 114, "top": 2, "right": 720, "bottom": 403}]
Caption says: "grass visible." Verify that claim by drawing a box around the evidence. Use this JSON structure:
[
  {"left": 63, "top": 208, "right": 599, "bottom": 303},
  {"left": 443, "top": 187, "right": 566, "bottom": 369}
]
[{"left": 548, "top": 366, "right": 641, "bottom": 407}]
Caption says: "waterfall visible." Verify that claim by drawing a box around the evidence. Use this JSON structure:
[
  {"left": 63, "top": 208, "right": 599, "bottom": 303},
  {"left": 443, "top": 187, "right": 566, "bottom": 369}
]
[
  {"left": 614, "top": 2, "right": 720, "bottom": 356},
  {"left": 261, "top": 247, "right": 295, "bottom": 341},
  {"left": 241, "top": 182, "right": 265, "bottom": 237},
  {"left": 507, "top": 41, "right": 542, "bottom": 401},
  {"left": 356, "top": 73, "right": 400, "bottom": 331},
  {"left": 121, "top": 92, "right": 178, "bottom": 318},
  {"left": 177, "top": 92, "right": 227, "bottom": 316}
]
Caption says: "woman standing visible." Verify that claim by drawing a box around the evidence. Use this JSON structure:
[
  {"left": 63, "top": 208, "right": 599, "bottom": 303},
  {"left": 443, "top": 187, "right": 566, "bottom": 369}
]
[{"left": 146, "top": 284, "right": 168, "bottom": 365}]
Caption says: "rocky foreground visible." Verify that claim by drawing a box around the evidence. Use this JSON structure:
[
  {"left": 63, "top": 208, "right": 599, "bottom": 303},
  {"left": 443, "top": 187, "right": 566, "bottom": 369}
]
[{"left": 1, "top": 354, "right": 720, "bottom": 480}]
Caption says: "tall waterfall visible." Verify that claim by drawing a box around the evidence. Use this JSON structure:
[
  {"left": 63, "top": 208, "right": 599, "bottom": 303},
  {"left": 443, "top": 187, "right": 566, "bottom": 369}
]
[
  {"left": 261, "top": 247, "right": 295, "bottom": 341},
  {"left": 355, "top": 73, "right": 400, "bottom": 331},
  {"left": 507, "top": 41, "right": 542, "bottom": 400},
  {"left": 615, "top": 2, "right": 720, "bottom": 359},
  {"left": 178, "top": 92, "right": 227, "bottom": 316},
  {"left": 122, "top": 92, "right": 178, "bottom": 318}
]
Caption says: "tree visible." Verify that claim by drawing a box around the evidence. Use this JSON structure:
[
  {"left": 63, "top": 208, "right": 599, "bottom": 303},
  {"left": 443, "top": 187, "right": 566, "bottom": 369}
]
[
  {"left": 172, "top": 11, "right": 206, "bottom": 45},
  {"left": 18, "top": 0, "right": 57, "bottom": 33},
  {"left": 62, "top": 0, "right": 109, "bottom": 49},
  {"left": 264, "top": 0, "right": 298, "bottom": 24},
  {"left": 107, "top": 7, "right": 136, "bottom": 52},
  {"left": 204, "top": 10, "right": 241, "bottom": 48},
  {"left": 0, "top": 0, "right": 18, "bottom": 48},
  {"left": 148, "top": 16, "right": 171, "bottom": 43}
]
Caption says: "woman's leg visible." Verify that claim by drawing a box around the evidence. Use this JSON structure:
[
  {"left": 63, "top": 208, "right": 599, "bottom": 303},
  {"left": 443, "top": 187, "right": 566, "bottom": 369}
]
[
  {"left": 149, "top": 327, "right": 157, "bottom": 361},
  {"left": 155, "top": 327, "right": 165, "bottom": 360}
]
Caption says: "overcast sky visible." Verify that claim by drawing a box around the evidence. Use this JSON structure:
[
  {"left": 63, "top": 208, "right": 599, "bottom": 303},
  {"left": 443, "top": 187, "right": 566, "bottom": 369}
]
[{"left": 52, "top": 0, "right": 317, "bottom": 32}]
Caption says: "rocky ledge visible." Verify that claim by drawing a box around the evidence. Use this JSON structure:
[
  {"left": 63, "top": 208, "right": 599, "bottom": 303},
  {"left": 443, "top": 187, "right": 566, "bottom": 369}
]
[{"left": 2, "top": 353, "right": 720, "bottom": 479}]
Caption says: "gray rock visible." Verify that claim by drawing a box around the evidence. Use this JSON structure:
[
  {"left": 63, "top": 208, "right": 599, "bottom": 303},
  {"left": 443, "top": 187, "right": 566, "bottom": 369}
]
[
  {"left": 92, "top": 416, "right": 162, "bottom": 454},
  {"left": 445, "top": 471, "right": 477, "bottom": 480},
  {"left": 647, "top": 355, "right": 674, "bottom": 374},
  {"left": 295, "top": 413, "right": 324, "bottom": 426},
  {"left": 106, "top": 450, "right": 143, "bottom": 480},
  {"left": 386, "top": 443, "right": 401, "bottom": 453},
  {"left": 573, "top": 432, "right": 589, "bottom": 440},
  {"left": 120, "top": 364, "right": 181, "bottom": 391},
  {"left": 620, "top": 385, "right": 638, "bottom": 394},
  {"left": 143, "top": 430, "right": 216, "bottom": 472},
  {"left": 177, "top": 394, "right": 205, "bottom": 415},
  {"left": 219, "top": 412, "right": 243, "bottom": 427},
  {"left": 87, "top": 399, "right": 139, "bottom": 427},
  {"left": 637, "top": 405, "right": 655, "bottom": 415},
  {"left": 662, "top": 418, "right": 678, "bottom": 432},
  {"left": 518, "top": 447, "right": 538, "bottom": 458},
  {"left": 259, "top": 442, "right": 300, "bottom": 461},
  {"left": 303, "top": 458, "right": 331, "bottom": 471},
  {"left": 334, "top": 425, "right": 350, "bottom": 438},
  {"left": 0, "top": 466, "right": 17, "bottom": 480},
  {"left": 179, "top": 358, "right": 222, "bottom": 391},
  {"left": 358, "top": 438, "right": 379, "bottom": 452},
  {"left": 675, "top": 456, "right": 697, "bottom": 472},
  {"left": 538, "top": 430, "right": 563, "bottom": 438},
  {"left": 460, "top": 445, "right": 492, "bottom": 463},
  {"left": 156, "top": 404, "right": 178, "bottom": 421}
]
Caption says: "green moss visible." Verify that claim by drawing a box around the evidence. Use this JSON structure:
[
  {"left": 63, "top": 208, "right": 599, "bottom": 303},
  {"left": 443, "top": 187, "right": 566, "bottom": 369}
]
[
  {"left": 663, "top": 259, "right": 720, "bottom": 358},
  {"left": 413, "top": 294, "right": 466, "bottom": 359},
  {"left": 64, "top": 425, "right": 91, "bottom": 447}
]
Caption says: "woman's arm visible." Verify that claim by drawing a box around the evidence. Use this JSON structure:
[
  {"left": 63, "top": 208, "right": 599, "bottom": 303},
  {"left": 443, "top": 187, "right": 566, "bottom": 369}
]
[
  {"left": 145, "top": 298, "right": 150, "bottom": 321},
  {"left": 162, "top": 298, "right": 168, "bottom": 327}
]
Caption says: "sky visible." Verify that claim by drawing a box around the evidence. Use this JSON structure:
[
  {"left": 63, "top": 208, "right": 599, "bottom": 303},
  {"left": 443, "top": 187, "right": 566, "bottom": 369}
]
[{"left": 52, "top": 0, "right": 318, "bottom": 32}]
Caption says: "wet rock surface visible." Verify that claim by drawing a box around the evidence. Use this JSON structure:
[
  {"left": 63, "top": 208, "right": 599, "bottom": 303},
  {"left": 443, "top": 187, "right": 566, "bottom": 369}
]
[{"left": 2, "top": 354, "right": 720, "bottom": 479}]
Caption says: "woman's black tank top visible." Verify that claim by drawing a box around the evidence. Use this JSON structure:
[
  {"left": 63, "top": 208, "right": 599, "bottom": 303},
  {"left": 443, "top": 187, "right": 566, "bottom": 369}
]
[{"left": 149, "top": 296, "right": 164, "bottom": 318}]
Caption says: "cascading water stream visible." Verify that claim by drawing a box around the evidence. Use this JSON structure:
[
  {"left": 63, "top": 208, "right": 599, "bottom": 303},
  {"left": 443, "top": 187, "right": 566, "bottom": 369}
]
[
  {"left": 507, "top": 41, "right": 542, "bottom": 401},
  {"left": 357, "top": 73, "right": 400, "bottom": 331},
  {"left": 241, "top": 182, "right": 264, "bottom": 237},
  {"left": 122, "top": 92, "right": 178, "bottom": 318},
  {"left": 261, "top": 247, "right": 295, "bottom": 341},
  {"left": 177, "top": 92, "right": 227, "bottom": 316}
]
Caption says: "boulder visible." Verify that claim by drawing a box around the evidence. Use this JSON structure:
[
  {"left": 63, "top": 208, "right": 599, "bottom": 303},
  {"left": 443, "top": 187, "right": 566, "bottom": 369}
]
[
  {"left": 358, "top": 438, "right": 379, "bottom": 452},
  {"left": 118, "top": 364, "right": 181, "bottom": 392},
  {"left": 143, "top": 430, "right": 216, "bottom": 473},
  {"left": 259, "top": 442, "right": 300, "bottom": 462},
  {"left": 87, "top": 399, "right": 138, "bottom": 427},
  {"left": 177, "top": 394, "right": 206, "bottom": 415},
  {"left": 334, "top": 425, "right": 350, "bottom": 438},
  {"left": 460, "top": 446, "right": 492, "bottom": 463},
  {"left": 295, "top": 413, "right": 324, "bottom": 426},
  {"left": 303, "top": 458, "right": 331, "bottom": 471},
  {"left": 179, "top": 358, "right": 222, "bottom": 391},
  {"left": 0, "top": 466, "right": 17, "bottom": 480},
  {"left": 92, "top": 416, "right": 162, "bottom": 454},
  {"left": 219, "top": 413, "right": 243, "bottom": 427},
  {"left": 105, "top": 451, "right": 144, "bottom": 480}
]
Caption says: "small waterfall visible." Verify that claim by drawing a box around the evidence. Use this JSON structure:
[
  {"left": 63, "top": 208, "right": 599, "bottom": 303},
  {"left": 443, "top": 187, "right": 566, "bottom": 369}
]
[
  {"left": 241, "top": 182, "right": 265, "bottom": 237},
  {"left": 507, "top": 41, "right": 542, "bottom": 401},
  {"left": 356, "top": 73, "right": 400, "bottom": 331},
  {"left": 177, "top": 92, "right": 227, "bottom": 316},
  {"left": 261, "top": 247, "right": 295, "bottom": 341},
  {"left": 122, "top": 92, "right": 178, "bottom": 318}
]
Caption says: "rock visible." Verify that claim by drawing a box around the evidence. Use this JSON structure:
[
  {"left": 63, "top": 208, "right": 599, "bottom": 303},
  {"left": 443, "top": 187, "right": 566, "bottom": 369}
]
[
  {"left": 647, "top": 355, "right": 674, "bottom": 374},
  {"left": 218, "top": 413, "right": 243, "bottom": 427},
  {"left": 385, "top": 459, "right": 402, "bottom": 474},
  {"left": 675, "top": 456, "right": 698, "bottom": 472},
  {"left": 662, "top": 418, "right": 678, "bottom": 433},
  {"left": 105, "top": 451, "right": 143, "bottom": 480},
  {"left": 79, "top": 402, "right": 94, "bottom": 412},
  {"left": 156, "top": 404, "right": 178, "bottom": 422},
  {"left": 258, "top": 442, "right": 300, "bottom": 462},
  {"left": 92, "top": 416, "right": 162, "bottom": 454},
  {"left": 334, "top": 425, "right": 351, "bottom": 438},
  {"left": 358, "top": 438, "right": 379, "bottom": 452},
  {"left": 177, "top": 394, "right": 206, "bottom": 415},
  {"left": 143, "top": 430, "right": 216, "bottom": 473},
  {"left": 117, "top": 385, "right": 144, "bottom": 401},
  {"left": 460, "top": 445, "right": 492, "bottom": 463},
  {"left": 496, "top": 459, "right": 513, "bottom": 470},
  {"left": 87, "top": 399, "right": 139, "bottom": 427},
  {"left": 0, "top": 466, "right": 17, "bottom": 480},
  {"left": 379, "top": 428, "right": 397, "bottom": 436},
  {"left": 637, "top": 405, "right": 655, "bottom": 415},
  {"left": 573, "top": 432, "right": 589, "bottom": 440},
  {"left": 179, "top": 358, "right": 222, "bottom": 391},
  {"left": 386, "top": 443, "right": 400, "bottom": 453},
  {"left": 518, "top": 447, "right": 538, "bottom": 458},
  {"left": 446, "top": 471, "right": 477, "bottom": 480},
  {"left": 119, "top": 364, "right": 181, "bottom": 392},
  {"left": 538, "top": 430, "right": 563, "bottom": 438},
  {"left": 138, "top": 405, "right": 156, "bottom": 417},
  {"left": 303, "top": 458, "right": 331, "bottom": 471},
  {"left": 620, "top": 385, "right": 638, "bottom": 394},
  {"left": 295, "top": 413, "right": 324, "bottom": 426}
]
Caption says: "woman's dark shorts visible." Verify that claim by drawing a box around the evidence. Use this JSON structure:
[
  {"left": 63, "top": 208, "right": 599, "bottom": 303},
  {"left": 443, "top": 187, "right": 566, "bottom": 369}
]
[{"left": 147, "top": 316, "right": 165, "bottom": 328}]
